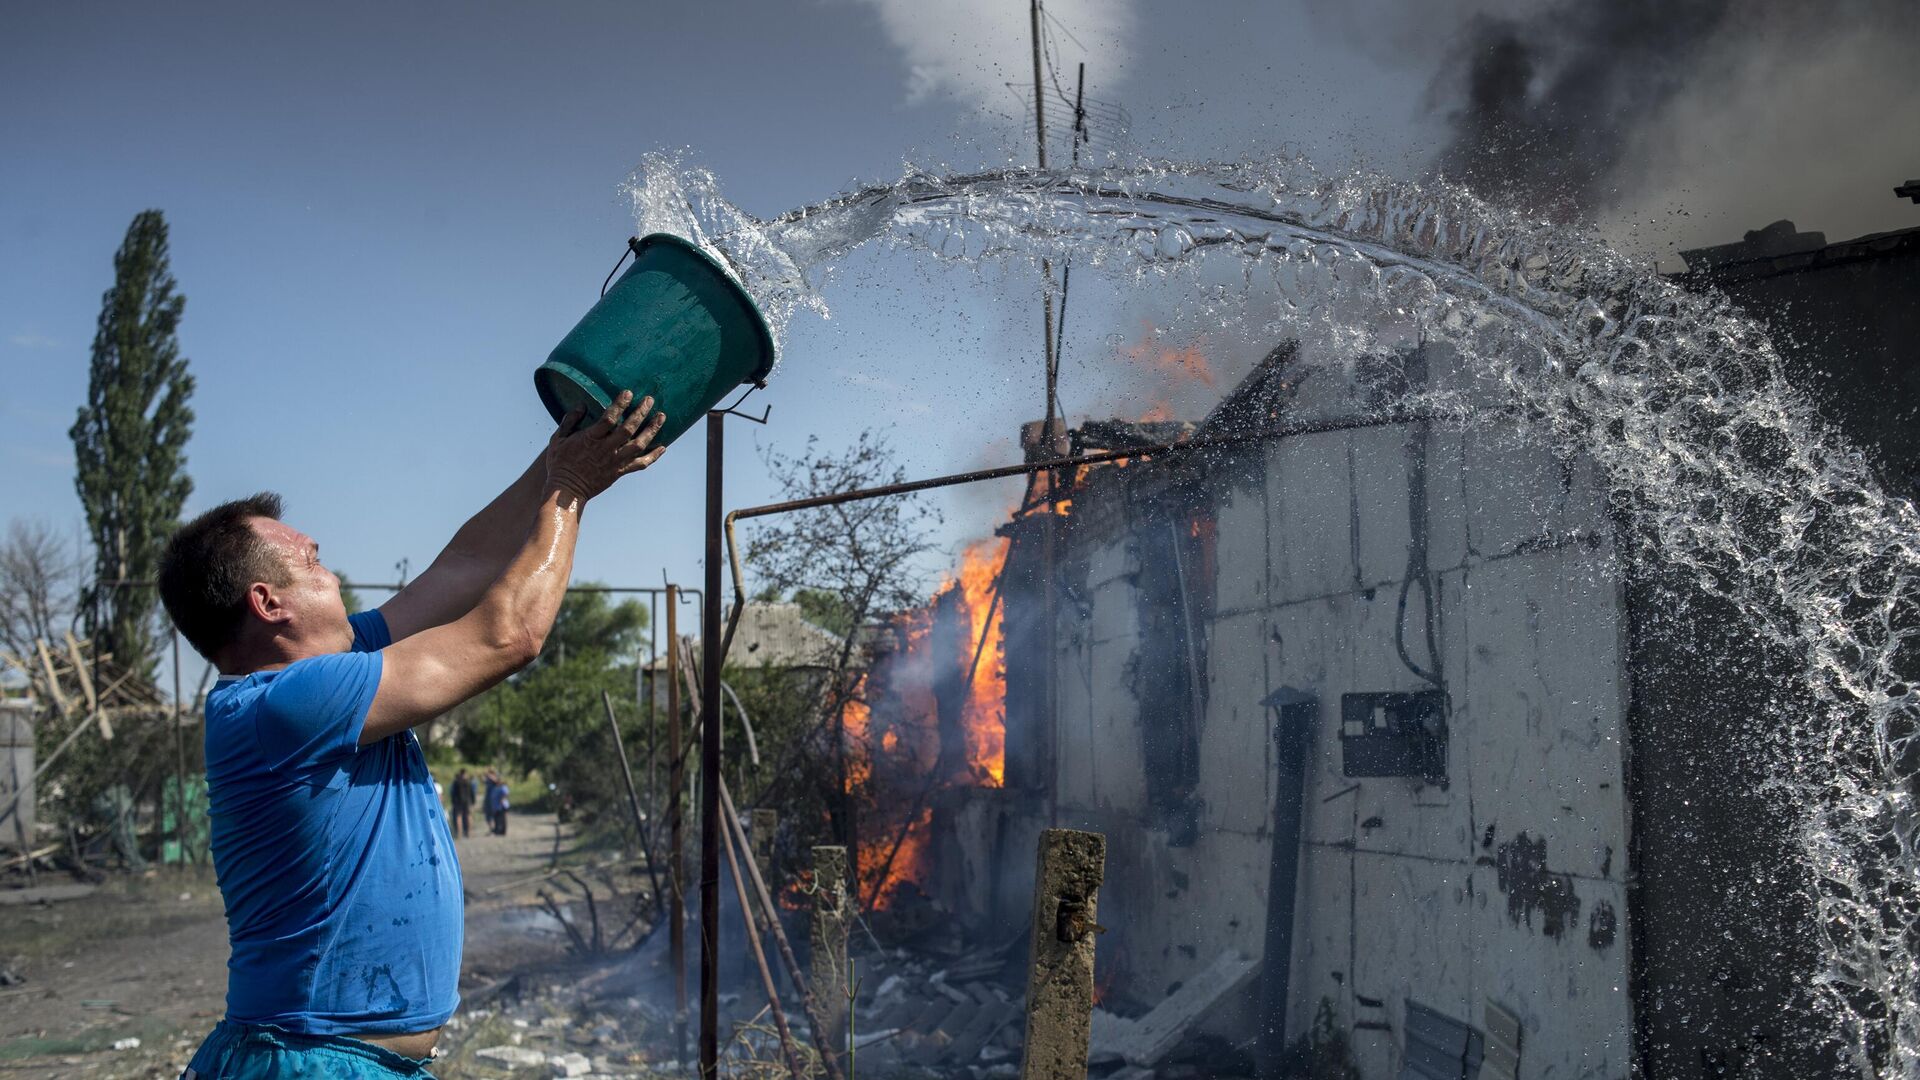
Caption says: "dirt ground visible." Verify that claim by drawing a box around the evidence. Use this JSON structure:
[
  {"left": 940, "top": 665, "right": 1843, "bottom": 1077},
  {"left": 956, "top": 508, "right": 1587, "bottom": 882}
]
[{"left": 1, "top": 812, "right": 615, "bottom": 1079}]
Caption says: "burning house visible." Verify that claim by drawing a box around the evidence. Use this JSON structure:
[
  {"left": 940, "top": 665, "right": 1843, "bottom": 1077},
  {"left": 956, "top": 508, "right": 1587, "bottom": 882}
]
[{"left": 856, "top": 329, "right": 1863, "bottom": 1077}]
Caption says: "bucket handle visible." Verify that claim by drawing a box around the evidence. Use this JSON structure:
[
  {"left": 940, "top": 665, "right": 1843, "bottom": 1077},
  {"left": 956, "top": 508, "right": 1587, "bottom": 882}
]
[
  {"left": 712, "top": 384, "right": 771, "bottom": 425},
  {"left": 600, "top": 236, "right": 647, "bottom": 297}
]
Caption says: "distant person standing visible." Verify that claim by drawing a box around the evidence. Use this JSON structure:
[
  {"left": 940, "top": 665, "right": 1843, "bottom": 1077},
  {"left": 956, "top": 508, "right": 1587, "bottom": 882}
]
[
  {"left": 448, "top": 768, "right": 475, "bottom": 838},
  {"left": 483, "top": 770, "right": 509, "bottom": 836}
]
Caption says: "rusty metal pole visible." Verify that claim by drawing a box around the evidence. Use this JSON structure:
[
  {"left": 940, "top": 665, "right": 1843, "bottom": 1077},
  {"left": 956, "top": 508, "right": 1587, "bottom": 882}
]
[
  {"left": 1030, "top": 0, "right": 1063, "bottom": 824},
  {"left": 603, "top": 690, "right": 664, "bottom": 917},
  {"left": 719, "top": 779, "right": 846, "bottom": 1080},
  {"left": 1018, "top": 828, "right": 1106, "bottom": 1080},
  {"left": 666, "top": 583, "right": 687, "bottom": 1063},
  {"left": 646, "top": 592, "right": 657, "bottom": 809},
  {"left": 700, "top": 412, "right": 725, "bottom": 1080},
  {"left": 721, "top": 810, "right": 809, "bottom": 1080}
]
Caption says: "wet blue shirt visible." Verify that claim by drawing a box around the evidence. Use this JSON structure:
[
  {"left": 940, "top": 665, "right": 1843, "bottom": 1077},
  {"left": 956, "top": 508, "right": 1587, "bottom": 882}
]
[{"left": 204, "top": 611, "right": 463, "bottom": 1035}]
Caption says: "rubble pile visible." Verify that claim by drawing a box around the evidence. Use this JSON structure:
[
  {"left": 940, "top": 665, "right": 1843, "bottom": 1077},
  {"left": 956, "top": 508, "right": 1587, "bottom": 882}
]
[
  {"left": 843, "top": 949, "right": 1026, "bottom": 1077},
  {"left": 435, "top": 920, "right": 1260, "bottom": 1079},
  {"left": 436, "top": 981, "right": 677, "bottom": 1079}
]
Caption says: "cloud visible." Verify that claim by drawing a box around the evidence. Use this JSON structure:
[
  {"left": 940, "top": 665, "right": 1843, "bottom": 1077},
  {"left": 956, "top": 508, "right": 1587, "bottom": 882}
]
[
  {"left": 849, "top": 0, "right": 1134, "bottom": 119},
  {"left": 9, "top": 332, "right": 65, "bottom": 350}
]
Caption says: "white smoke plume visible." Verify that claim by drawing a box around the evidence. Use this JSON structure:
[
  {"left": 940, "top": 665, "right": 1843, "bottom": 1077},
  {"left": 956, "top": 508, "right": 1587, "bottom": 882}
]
[{"left": 847, "top": 0, "right": 1135, "bottom": 119}]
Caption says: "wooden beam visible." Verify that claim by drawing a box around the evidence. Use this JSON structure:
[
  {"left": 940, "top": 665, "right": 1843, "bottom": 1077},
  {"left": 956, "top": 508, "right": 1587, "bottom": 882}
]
[
  {"left": 64, "top": 632, "right": 98, "bottom": 715},
  {"left": 33, "top": 640, "right": 71, "bottom": 718}
]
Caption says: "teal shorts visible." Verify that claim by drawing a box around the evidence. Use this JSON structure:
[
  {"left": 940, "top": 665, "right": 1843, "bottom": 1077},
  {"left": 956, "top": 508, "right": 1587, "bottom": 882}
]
[{"left": 183, "top": 1021, "right": 436, "bottom": 1079}]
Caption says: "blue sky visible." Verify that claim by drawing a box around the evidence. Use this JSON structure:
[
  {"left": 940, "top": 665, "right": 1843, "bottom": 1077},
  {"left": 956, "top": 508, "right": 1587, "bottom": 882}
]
[{"left": 4, "top": 0, "right": 1913, "bottom": 635}]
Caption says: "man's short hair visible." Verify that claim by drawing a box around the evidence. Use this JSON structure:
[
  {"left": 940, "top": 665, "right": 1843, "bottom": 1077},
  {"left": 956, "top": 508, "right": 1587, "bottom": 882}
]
[{"left": 158, "top": 492, "right": 291, "bottom": 661}]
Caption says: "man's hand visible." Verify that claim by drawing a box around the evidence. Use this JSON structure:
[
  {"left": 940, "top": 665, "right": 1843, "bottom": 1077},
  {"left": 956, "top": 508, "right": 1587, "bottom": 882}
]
[
  {"left": 364, "top": 391, "right": 666, "bottom": 742},
  {"left": 546, "top": 390, "right": 668, "bottom": 501}
]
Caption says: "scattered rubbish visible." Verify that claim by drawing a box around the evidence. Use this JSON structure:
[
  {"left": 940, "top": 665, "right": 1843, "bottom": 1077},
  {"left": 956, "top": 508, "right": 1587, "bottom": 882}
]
[
  {"left": 111, "top": 1037, "right": 141, "bottom": 1051},
  {"left": 1091, "top": 951, "right": 1262, "bottom": 1066},
  {"left": 475, "top": 1045, "right": 548, "bottom": 1068},
  {"left": 549, "top": 1050, "right": 592, "bottom": 1077}
]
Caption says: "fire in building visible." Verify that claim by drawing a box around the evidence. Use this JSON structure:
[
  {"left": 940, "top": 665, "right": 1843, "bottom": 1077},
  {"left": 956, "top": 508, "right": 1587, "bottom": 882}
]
[{"left": 851, "top": 199, "right": 1919, "bottom": 1079}]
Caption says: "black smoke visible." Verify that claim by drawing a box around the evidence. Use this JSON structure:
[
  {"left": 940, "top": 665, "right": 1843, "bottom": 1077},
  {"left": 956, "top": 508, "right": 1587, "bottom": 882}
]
[
  {"left": 1431, "top": 0, "right": 1733, "bottom": 219},
  {"left": 1426, "top": 0, "right": 1917, "bottom": 222}
]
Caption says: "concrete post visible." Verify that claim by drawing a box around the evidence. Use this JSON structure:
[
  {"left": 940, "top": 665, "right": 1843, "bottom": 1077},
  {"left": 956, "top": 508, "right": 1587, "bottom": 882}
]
[
  {"left": 810, "top": 845, "right": 852, "bottom": 1061},
  {"left": 1018, "top": 828, "right": 1106, "bottom": 1080},
  {"left": 751, "top": 808, "right": 779, "bottom": 892}
]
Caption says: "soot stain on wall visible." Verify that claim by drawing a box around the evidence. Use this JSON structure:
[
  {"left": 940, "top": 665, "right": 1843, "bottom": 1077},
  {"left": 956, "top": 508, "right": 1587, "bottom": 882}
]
[{"left": 1485, "top": 831, "right": 1582, "bottom": 940}]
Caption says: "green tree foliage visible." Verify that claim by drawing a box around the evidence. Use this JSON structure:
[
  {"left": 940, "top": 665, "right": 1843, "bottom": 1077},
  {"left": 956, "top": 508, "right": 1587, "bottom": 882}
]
[
  {"left": 70, "top": 210, "right": 195, "bottom": 678},
  {"left": 457, "top": 586, "right": 648, "bottom": 831},
  {"left": 742, "top": 430, "right": 939, "bottom": 853}
]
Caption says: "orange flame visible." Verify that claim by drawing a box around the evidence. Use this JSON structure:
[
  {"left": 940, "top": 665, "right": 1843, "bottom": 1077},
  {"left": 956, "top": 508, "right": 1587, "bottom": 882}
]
[
  {"left": 1119, "top": 322, "right": 1216, "bottom": 388},
  {"left": 841, "top": 679, "right": 872, "bottom": 791},
  {"left": 858, "top": 806, "right": 932, "bottom": 909},
  {"left": 947, "top": 538, "right": 1008, "bottom": 787}
]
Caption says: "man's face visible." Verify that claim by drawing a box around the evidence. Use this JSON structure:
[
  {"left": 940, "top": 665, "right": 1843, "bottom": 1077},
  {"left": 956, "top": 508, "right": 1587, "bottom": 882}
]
[{"left": 248, "top": 517, "right": 353, "bottom": 651}]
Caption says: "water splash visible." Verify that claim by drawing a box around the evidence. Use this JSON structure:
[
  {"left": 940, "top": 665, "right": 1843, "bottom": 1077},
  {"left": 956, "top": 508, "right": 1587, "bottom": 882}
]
[{"left": 627, "top": 155, "right": 1920, "bottom": 1073}]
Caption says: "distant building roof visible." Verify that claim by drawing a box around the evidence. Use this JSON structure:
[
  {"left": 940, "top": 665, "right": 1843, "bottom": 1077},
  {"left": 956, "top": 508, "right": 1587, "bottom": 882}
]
[
  {"left": 650, "top": 602, "right": 849, "bottom": 671},
  {"left": 1677, "top": 219, "right": 1920, "bottom": 283}
]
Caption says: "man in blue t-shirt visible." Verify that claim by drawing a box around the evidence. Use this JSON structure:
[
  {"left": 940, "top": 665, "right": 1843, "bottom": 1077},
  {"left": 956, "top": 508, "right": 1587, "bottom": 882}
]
[{"left": 158, "top": 392, "right": 666, "bottom": 1078}]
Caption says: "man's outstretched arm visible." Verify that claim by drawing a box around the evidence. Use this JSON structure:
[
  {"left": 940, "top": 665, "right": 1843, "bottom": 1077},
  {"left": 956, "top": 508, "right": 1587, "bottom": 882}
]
[
  {"left": 361, "top": 393, "right": 665, "bottom": 743},
  {"left": 378, "top": 443, "right": 552, "bottom": 643}
]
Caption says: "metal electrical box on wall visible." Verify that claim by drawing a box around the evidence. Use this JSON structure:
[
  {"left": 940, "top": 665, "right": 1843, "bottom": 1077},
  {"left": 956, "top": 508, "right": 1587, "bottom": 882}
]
[{"left": 1339, "top": 690, "right": 1447, "bottom": 784}]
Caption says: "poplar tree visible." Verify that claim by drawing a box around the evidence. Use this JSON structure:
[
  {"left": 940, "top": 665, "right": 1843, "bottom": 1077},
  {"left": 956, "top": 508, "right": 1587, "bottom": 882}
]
[{"left": 70, "top": 209, "right": 195, "bottom": 677}]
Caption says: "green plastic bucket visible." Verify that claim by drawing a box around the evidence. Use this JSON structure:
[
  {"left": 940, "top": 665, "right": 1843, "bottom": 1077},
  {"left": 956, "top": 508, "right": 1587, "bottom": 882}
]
[{"left": 536, "top": 233, "right": 774, "bottom": 449}]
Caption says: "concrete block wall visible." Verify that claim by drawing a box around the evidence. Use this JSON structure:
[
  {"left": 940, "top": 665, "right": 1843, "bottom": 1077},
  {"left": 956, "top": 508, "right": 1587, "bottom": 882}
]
[{"left": 1017, "top": 405, "right": 1635, "bottom": 1079}]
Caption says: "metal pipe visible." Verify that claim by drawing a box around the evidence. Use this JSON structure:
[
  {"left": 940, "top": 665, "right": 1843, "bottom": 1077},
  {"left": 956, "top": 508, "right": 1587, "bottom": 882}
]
[
  {"left": 718, "top": 414, "right": 1431, "bottom": 673},
  {"left": 646, "top": 593, "right": 657, "bottom": 824},
  {"left": 666, "top": 584, "right": 687, "bottom": 1064},
  {"left": 1030, "top": 0, "right": 1048, "bottom": 171},
  {"left": 719, "top": 805, "right": 809, "bottom": 1080},
  {"left": 603, "top": 690, "right": 665, "bottom": 920},
  {"left": 719, "top": 777, "right": 847, "bottom": 1080},
  {"left": 100, "top": 580, "right": 700, "bottom": 599},
  {"left": 699, "top": 413, "right": 725, "bottom": 1080}
]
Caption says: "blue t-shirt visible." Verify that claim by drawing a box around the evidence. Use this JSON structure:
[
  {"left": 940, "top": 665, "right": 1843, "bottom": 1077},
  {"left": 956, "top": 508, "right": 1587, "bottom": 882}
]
[{"left": 204, "top": 610, "right": 463, "bottom": 1034}]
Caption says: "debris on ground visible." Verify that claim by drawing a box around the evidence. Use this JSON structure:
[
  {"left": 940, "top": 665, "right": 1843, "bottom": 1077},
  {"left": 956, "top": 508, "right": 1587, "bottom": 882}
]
[
  {"left": 0, "top": 882, "right": 100, "bottom": 906},
  {"left": 1088, "top": 951, "right": 1261, "bottom": 1067}
]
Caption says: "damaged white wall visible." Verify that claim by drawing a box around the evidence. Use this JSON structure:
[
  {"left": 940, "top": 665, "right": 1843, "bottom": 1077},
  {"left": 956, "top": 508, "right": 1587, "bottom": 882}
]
[{"left": 1030, "top": 357, "right": 1635, "bottom": 1079}]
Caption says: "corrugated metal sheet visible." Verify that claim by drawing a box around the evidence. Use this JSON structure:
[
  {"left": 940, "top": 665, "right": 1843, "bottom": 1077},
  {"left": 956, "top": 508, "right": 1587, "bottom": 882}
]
[
  {"left": 1481, "top": 1001, "right": 1521, "bottom": 1080},
  {"left": 1399, "top": 999, "right": 1483, "bottom": 1080}
]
